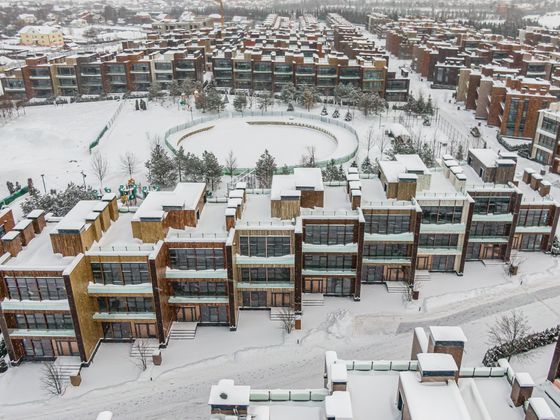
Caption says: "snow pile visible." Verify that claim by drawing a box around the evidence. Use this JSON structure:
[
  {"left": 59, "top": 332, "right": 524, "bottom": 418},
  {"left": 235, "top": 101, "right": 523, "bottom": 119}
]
[{"left": 326, "top": 309, "right": 353, "bottom": 339}]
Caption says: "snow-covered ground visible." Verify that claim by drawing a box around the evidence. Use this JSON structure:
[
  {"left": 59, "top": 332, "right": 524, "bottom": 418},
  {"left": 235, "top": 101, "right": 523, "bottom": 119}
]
[{"left": 1, "top": 252, "right": 560, "bottom": 419}]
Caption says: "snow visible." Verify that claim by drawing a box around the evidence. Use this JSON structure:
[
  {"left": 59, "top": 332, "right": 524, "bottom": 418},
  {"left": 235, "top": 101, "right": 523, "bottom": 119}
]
[
  {"left": 208, "top": 379, "right": 251, "bottom": 406},
  {"left": 417, "top": 353, "right": 458, "bottom": 373},
  {"left": 165, "top": 268, "right": 228, "bottom": 279},
  {"left": 429, "top": 326, "right": 468, "bottom": 343},
  {"left": 92, "top": 312, "right": 156, "bottom": 321},
  {"left": 515, "top": 372, "right": 535, "bottom": 387},
  {"left": 0, "top": 299, "right": 69, "bottom": 311},
  {"left": 133, "top": 183, "right": 206, "bottom": 221},
  {"left": 325, "top": 391, "right": 353, "bottom": 419},
  {"left": 87, "top": 282, "right": 153, "bottom": 295},
  {"left": 529, "top": 397, "right": 556, "bottom": 419}
]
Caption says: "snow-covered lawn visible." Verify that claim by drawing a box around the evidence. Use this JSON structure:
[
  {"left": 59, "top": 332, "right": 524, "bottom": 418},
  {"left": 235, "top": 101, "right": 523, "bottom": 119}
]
[{"left": 2, "top": 252, "right": 560, "bottom": 419}]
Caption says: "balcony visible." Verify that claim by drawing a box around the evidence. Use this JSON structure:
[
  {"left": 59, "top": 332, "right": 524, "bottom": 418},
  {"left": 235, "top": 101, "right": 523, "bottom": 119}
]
[
  {"left": 87, "top": 282, "right": 153, "bottom": 296},
  {"left": 165, "top": 268, "right": 228, "bottom": 279},
  {"left": 301, "top": 269, "right": 356, "bottom": 277},
  {"left": 9, "top": 328, "right": 75, "bottom": 338},
  {"left": 29, "top": 74, "right": 51, "bottom": 80},
  {"left": 302, "top": 243, "right": 358, "bottom": 253},
  {"left": 0, "top": 299, "right": 70, "bottom": 311},
  {"left": 235, "top": 255, "right": 294, "bottom": 266},
  {"left": 92, "top": 312, "right": 156, "bottom": 321},
  {"left": 168, "top": 296, "right": 229, "bottom": 304},
  {"left": 236, "top": 282, "right": 293, "bottom": 290}
]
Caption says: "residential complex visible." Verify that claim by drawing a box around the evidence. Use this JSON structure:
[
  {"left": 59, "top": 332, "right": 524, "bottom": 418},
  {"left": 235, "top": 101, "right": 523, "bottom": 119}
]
[
  {"left": 18, "top": 26, "right": 64, "bottom": 47},
  {"left": 0, "top": 147, "right": 557, "bottom": 366},
  {"left": 207, "top": 326, "right": 557, "bottom": 420}
]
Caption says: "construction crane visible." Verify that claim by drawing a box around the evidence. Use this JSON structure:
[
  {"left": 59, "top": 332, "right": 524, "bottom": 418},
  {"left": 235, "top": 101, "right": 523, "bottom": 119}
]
[{"left": 214, "top": 0, "right": 224, "bottom": 30}]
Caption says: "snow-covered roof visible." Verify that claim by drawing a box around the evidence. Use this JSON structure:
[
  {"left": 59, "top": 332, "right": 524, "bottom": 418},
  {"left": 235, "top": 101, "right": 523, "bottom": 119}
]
[
  {"left": 515, "top": 372, "right": 534, "bottom": 387},
  {"left": 19, "top": 25, "right": 61, "bottom": 35},
  {"left": 270, "top": 168, "right": 324, "bottom": 201},
  {"left": 54, "top": 200, "right": 101, "bottom": 232},
  {"left": 417, "top": 353, "right": 458, "bottom": 373},
  {"left": 133, "top": 183, "right": 205, "bottom": 221},
  {"left": 208, "top": 379, "right": 250, "bottom": 406},
  {"left": 528, "top": 398, "right": 555, "bottom": 419},
  {"left": 325, "top": 391, "right": 353, "bottom": 419},
  {"left": 469, "top": 148, "right": 499, "bottom": 168},
  {"left": 429, "top": 326, "right": 468, "bottom": 343}
]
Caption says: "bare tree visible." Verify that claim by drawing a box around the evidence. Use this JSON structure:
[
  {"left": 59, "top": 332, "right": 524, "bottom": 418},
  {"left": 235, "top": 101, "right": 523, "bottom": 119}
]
[
  {"left": 224, "top": 150, "right": 238, "bottom": 177},
  {"left": 120, "top": 152, "right": 138, "bottom": 180},
  {"left": 300, "top": 145, "right": 317, "bottom": 167},
  {"left": 279, "top": 307, "right": 296, "bottom": 333},
  {"left": 91, "top": 151, "right": 109, "bottom": 190},
  {"left": 41, "top": 362, "right": 65, "bottom": 395},
  {"left": 377, "top": 132, "right": 390, "bottom": 159},
  {"left": 365, "top": 125, "right": 375, "bottom": 157},
  {"left": 133, "top": 339, "right": 152, "bottom": 371},
  {"left": 487, "top": 310, "right": 531, "bottom": 361}
]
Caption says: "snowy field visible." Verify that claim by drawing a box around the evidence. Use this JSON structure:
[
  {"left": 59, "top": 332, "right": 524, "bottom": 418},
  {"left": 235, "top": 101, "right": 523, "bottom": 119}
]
[{"left": 167, "top": 115, "right": 358, "bottom": 167}]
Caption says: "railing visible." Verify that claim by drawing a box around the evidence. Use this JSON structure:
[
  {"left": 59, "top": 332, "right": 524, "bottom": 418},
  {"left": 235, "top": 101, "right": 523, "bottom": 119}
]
[
  {"left": 163, "top": 111, "right": 360, "bottom": 174},
  {"left": 89, "top": 99, "right": 127, "bottom": 152},
  {"left": 0, "top": 187, "right": 29, "bottom": 207}
]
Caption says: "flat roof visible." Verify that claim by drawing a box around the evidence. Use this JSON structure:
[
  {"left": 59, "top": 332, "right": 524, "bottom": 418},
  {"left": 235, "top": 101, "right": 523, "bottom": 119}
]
[
  {"left": 54, "top": 200, "right": 100, "bottom": 232},
  {"left": 133, "top": 183, "right": 206, "bottom": 220},
  {"left": 271, "top": 168, "right": 324, "bottom": 201}
]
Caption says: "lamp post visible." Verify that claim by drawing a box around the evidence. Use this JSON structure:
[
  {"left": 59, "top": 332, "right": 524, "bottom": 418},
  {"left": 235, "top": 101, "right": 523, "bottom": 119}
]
[{"left": 40, "top": 174, "right": 46, "bottom": 194}]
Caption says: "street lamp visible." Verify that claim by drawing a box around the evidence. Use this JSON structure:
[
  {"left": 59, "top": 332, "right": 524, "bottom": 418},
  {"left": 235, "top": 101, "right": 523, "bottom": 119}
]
[{"left": 40, "top": 174, "right": 46, "bottom": 194}]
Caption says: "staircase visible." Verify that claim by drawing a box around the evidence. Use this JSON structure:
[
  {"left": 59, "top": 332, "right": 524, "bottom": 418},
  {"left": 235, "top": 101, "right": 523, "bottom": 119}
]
[
  {"left": 168, "top": 322, "right": 198, "bottom": 340},
  {"left": 414, "top": 270, "right": 431, "bottom": 282},
  {"left": 385, "top": 281, "right": 409, "bottom": 293},
  {"left": 270, "top": 307, "right": 295, "bottom": 321},
  {"left": 130, "top": 338, "right": 160, "bottom": 358},
  {"left": 302, "top": 293, "right": 324, "bottom": 306},
  {"left": 53, "top": 356, "right": 82, "bottom": 382}
]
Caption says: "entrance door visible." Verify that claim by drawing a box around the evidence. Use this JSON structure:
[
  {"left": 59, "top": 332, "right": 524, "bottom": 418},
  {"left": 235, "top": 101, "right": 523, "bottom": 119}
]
[
  {"left": 363, "top": 266, "right": 384, "bottom": 283},
  {"left": 200, "top": 306, "right": 228, "bottom": 323},
  {"left": 177, "top": 306, "right": 197, "bottom": 322},
  {"left": 466, "top": 243, "right": 481, "bottom": 260},
  {"left": 416, "top": 256, "right": 430, "bottom": 270},
  {"left": 482, "top": 244, "right": 503, "bottom": 259},
  {"left": 55, "top": 340, "right": 80, "bottom": 356},
  {"left": 386, "top": 267, "right": 406, "bottom": 281},
  {"left": 326, "top": 278, "right": 352, "bottom": 296},
  {"left": 24, "top": 339, "right": 55, "bottom": 358},
  {"left": 271, "top": 292, "right": 291, "bottom": 307},
  {"left": 103, "top": 322, "right": 132, "bottom": 339},
  {"left": 305, "top": 278, "right": 324, "bottom": 293},
  {"left": 135, "top": 323, "right": 157, "bottom": 338}
]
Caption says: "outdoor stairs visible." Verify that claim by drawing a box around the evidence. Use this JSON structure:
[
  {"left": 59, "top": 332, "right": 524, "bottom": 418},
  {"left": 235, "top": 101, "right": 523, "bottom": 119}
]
[
  {"left": 53, "top": 356, "right": 82, "bottom": 382},
  {"left": 168, "top": 322, "right": 198, "bottom": 340},
  {"left": 270, "top": 307, "right": 294, "bottom": 321},
  {"left": 130, "top": 338, "right": 160, "bottom": 358},
  {"left": 385, "top": 281, "right": 409, "bottom": 293},
  {"left": 302, "top": 293, "right": 324, "bottom": 306},
  {"left": 414, "top": 270, "right": 431, "bottom": 282}
]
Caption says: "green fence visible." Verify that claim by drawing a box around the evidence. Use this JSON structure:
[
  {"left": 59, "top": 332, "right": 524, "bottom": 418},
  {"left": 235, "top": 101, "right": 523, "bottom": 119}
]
[
  {"left": 0, "top": 187, "right": 29, "bottom": 207},
  {"left": 163, "top": 111, "right": 360, "bottom": 174}
]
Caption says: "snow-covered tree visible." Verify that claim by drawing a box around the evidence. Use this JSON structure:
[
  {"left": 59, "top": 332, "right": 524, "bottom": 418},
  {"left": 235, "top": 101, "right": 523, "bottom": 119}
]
[
  {"left": 169, "top": 80, "right": 182, "bottom": 97},
  {"left": 183, "top": 152, "right": 203, "bottom": 182},
  {"left": 120, "top": 152, "right": 138, "bottom": 179},
  {"left": 322, "top": 159, "right": 344, "bottom": 181},
  {"left": 224, "top": 150, "right": 238, "bottom": 177},
  {"left": 233, "top": 92, "right": 247, "bottom": 114},
  {"left": 425, "top": 96, "right": 434, "bottom": 115},
  {"left": 300, "top": 146, "right": 317, "bottom": 167},
  {"left": 357, "top": 92, "right": 386, "bottom": 116},
  {"left": 455, "top": 144, "right": 464, "bottom": 161},
  {"left": 487, "top": 310, "right": 531, "bottom": 361},
  {"left": 145, "top": 141, "right": 177, "bottom": 188},
  {"left": 182, "top": 78, "right": 200, "bottom": 98},
  {"left": 206, "top": 87, "right": 225, "bottom": 113},
  {"left": 257, "top": 90, "right": 274, "bottom": 112},
  {"left": 148, "top": 81, "right": 163, "bottom": 99},
  {"left": 202, "top": 150, "right": 222, "bottom": 191},
  {"left": 255, "top": 149, "right": 277, "bottom": 188},
  {"left": 90, "top": 151, "right": 109, "bottom": 190},
  {"left": 194, "top": 89, "right": 207, "bottom": 111},
  {"left": 361, "top": 156, "right": 376, "bottom": 174},
  {"left": 21, "top": 183, "right": 98, "bottom": 217},
  {"left": 280, "top": 82, "right": 297, "bottom": 104},
  {"left": 419, "top": 143, "right": 436, "bottom": 167},
  {"left": 174, "top": 146, "right": 187, "bottom": 182},
  {"left": 298, "top": 86, "right": 318, "bottom": 111}
]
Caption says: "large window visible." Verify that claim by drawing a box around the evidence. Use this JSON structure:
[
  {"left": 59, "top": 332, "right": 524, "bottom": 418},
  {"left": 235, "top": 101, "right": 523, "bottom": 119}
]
[
  {"left": 520, "top": 235, "right": 543, "bottom": 251},
  {"left": 541, "top": 117, "right": 559, "bottom": 135},
  {"left": 304, "top": 255, "right": 353, "bottom": 269},
  {"left": 171, "top": 281, "right": 227, "bottom": 296},
  {"left": 517, "top": 209, "right": 549, "bottom": 226},
  {"left": 200, "top": 306, "right": 228, "bottom": 323},
  {"left": 91, "top": 262, "right": 149, "bottom": 285},
  {"left": 421, "top": 206, "right": 463, "bottom": 224},
  {"left": 97, "top": 297, "right": 153, "bottom": 313},
  {"left": 6, "top": 277, "right": 67, "bottom": 300},
  {"left": 169, "top": 248, "right": 225, "bottom": 270},
  {"left": 419, "top": 234, "right": 459, "bottom": 248},
  {"left": 239, "top": 268, "right": 290, "bottom": 283},
  {"left": 363, "top": 243, "right": 409, "bottom": 257},
  {"left": 15, "top": 313, "right": 73, "bottom": 330},
  {"left": 470, "top": 222, "right": 509, "bottom": 237},
  {"left": 431, "top": 255, "right": 455, "bottom": 271},
  {"left": 238, "top": 236, "right": 290, "bottom": 257},
  {"left": 363, "top": 214, "right": 411, "bottom": 234},
  {"left": 304, "top": 224, "right": 354, "bottom": 245},
  {"left": 472, "top": 196, "right": 512, "bottom": 215},
  {"left": 326, "top": 278, "right": 353, "bottom": 296}
]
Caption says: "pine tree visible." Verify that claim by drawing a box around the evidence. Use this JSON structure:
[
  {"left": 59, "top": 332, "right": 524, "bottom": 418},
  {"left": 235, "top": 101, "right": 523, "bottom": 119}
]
[
  {"left": 299, "top": 86, "right": 318, "bottom": 111},
  {"left": 255, "top": 149, "right": 277, "bottom": 188},
  {"left": 419, "top": 143, "right": 435, "bottom": 167},
  {"left": 145, "top": 141, "right": 177, "bottom": 188},
  {"left": 425, "top": 96, "right": 434, "bottom": 115},
  {"left": 357, "top": 92, "right": 387, "bottom": 116},
  {"left": 174, "top": 146, "right": 188, "bottom": 182},
  {"left": 416, "top": 93, "right": 426, "bottom": 114},
  {"left": 169, "top": 80, "right": 182, "bottom": 97},
  {"left": 21, "top": 183, "right": 98, "bottom": 217},
  {"left": 455, "top": 144, "right": 464, "bottom": 161},
  {"left": 257, "top": 90, "right": 273, "bottom": 112},
  {"left": 322, "top": 159, "right": 339, "bottom": 181},
  {"left": 233, "top": 92, "right": 248, "bottom": 113},
  {"left": 206, "top": 87, "right": 225, "bottom": 113},
  {"left": 361, "top": 156, "right": 376, "bottom": 174},
  {"left": 280, "top": 82, "right": 297, "bottom": 104},
  {"left": 184, "top": 152, "right": 203, "bottom": 182},
  {"left": 202, "top": 150, "right": 223, "bottom": 191},
  {"left": 148, "top": 81, "right": 162, "bottom": 99},
  {"left": 194, "top": 89, "right": 207, "bottom": 111},
  {"left": 281, "top": 165, "right": 290, "bottom": 175}
]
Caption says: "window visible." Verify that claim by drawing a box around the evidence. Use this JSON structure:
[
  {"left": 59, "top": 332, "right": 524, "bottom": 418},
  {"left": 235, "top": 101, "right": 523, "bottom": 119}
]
[
  {"left": 97, "top": 297, "right": 154, "bottom": 312},
  {"left": 6, "top": 277, "right": 66, "bottom": 300},
  {"left": 431, "top": 255, "right": 455, "bottom": 271},
  {"left": 168, "top": 248, "right": 225, "bottom": 270},
  {"left": 91, "top": 262, "right": 149, "bottom": 285},
  {"left": 304, "top": 224, "right": 354, "bottom": 245},
  {"left": 363, "top": 214, "right": 411, "bottom": 234},
  {"left": 16, "top": 313, "right": 73, "bottom": 330},
  {"left": 518, "top": 209, "right": 549, "bottom": 227},
  {"left": 238, "top": 236, "right": 291, "bottom": 257},
  {"left": 520, "top": 235, "right": 543, "bottom": 251},
  {"left": 541, "top": 117, "right": 559, "bottom": 135},
  {"left": 421, "top": 206, "right": 463, "bottom": 224},
  {"left": 472, "top": 196, "right": 512, "bottom": 215},
  {"left": 470, "top": 222, "right": 509, "bottom": 237},
  {"left": 304, "top": 255, "right": 353, "bottom": 269},
  {"left": 200, "top": 306, "right": 228, "bottom": 323},
  {"left": 239, "top": 268, "right": 290, "bottom": 283},
  {"left": 363, "top": 243, "right": 409, "bottom": 257},
  {"left": 325, "top": 278, "right": 352, "bottom": 296},
  {"left": 171, "top": 281, "right": 227, "bottom": 296},
  {"left": 419, "top": 234, "right": 459, "bottom": 248}
]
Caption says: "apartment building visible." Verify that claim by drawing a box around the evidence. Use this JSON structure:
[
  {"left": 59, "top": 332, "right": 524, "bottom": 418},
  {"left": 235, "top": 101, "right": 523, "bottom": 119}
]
[
  {"left": 19, "top": 26, "right": 64, "bottom": 47},
  {"left": 207, "top": 325, "right": 557, "bottom": 420},
  {"left": 531, "top": 102, "right": 560, "bottom": 172},
  {"left": 1, "top": 147, "right": 557, "bottom": 366}
]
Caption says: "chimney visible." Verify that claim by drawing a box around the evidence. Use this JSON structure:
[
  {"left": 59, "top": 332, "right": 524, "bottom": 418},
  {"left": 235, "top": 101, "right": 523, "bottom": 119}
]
[
  {"left": 26, "top": 210, "right": 46, "bottom": 234},
  {"left": 1, "top": 231, "right": 22, "bottom": 257},
  {"left": 511, "top": 372, "right": 534, "bottom": 407},
  {"left": 351, "top": 189, "right": 361, "bottom": 210},
  {"left": 539, "top": 180, "right": 551, "bottom": 197},
  {"left": 225, "top": 208, "right": 236, "bottom": 231},
  {"left": 411, "top": 327, "right": 428, "bottom": 360},
  {"left": 427, "top": 326, "right": 467, "bottom": 371},
  {"left": 417, "top": 353, "right": 459, "bottom": 382},
  {"left": 523, "top": 168, "right": 536, "bottom": 184},
  {"left": 397, "top": 174, "right": 417, "bottom": 201},
  {"left": 525, "top": 398, "right": 556, "bottom": 420}
]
